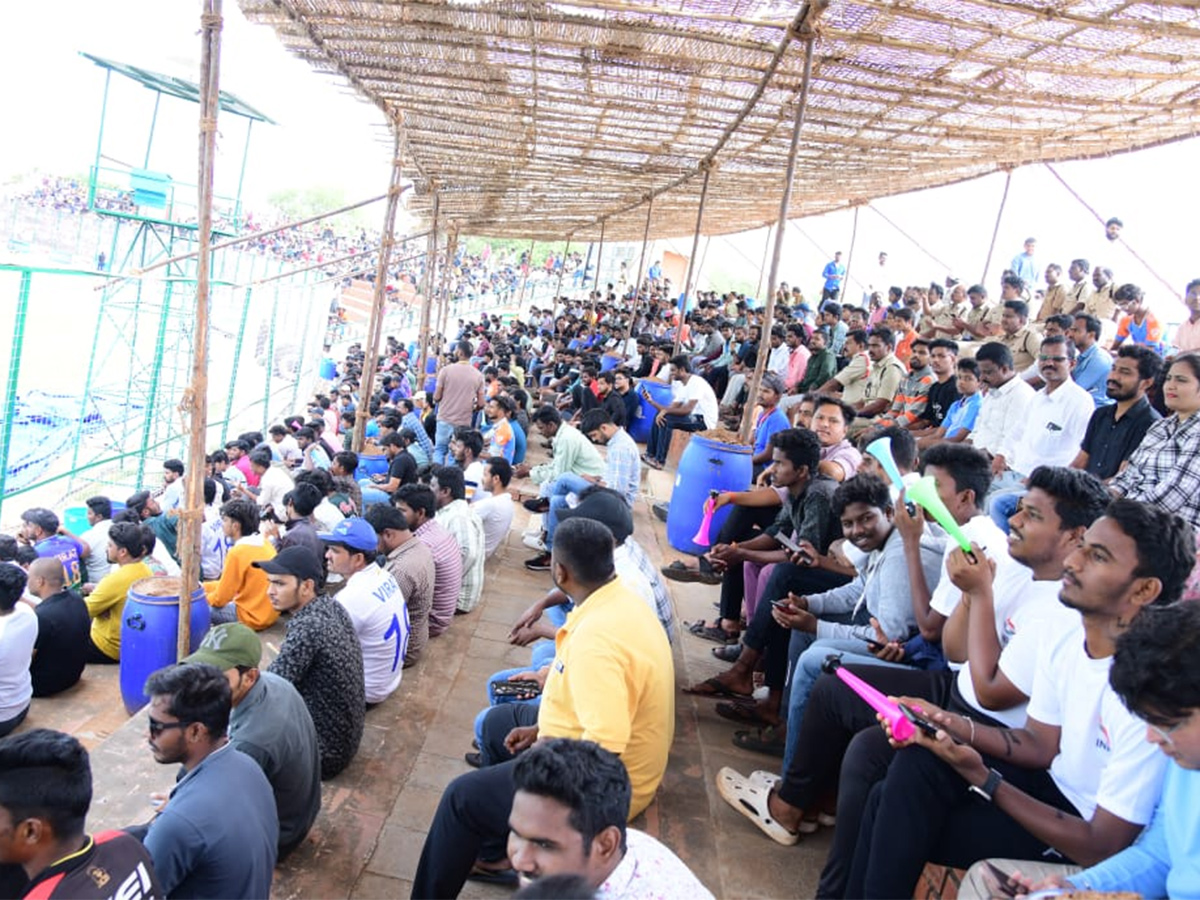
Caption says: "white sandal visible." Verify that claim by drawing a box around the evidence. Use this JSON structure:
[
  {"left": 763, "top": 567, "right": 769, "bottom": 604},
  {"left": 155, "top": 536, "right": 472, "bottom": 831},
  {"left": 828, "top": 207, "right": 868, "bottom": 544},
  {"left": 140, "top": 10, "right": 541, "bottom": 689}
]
[{"left": 716, "top": 767, "right": 799, "bottom": 846}]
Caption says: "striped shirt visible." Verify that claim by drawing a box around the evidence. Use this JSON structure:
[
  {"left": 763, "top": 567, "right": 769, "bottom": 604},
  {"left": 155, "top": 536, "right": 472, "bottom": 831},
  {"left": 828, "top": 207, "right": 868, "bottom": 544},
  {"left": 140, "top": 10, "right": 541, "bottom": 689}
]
[
  {"left": 414, "top": 519, "right": 463, "bottom": 636},
  {"left": 604, "top": 428, "right": 641, "bottom": 506},
  {"left": 875, "top": 366, "right": 934, "bottom": 427},
  {"left": 436, "top": 499, "right": 487, "bottom": 613},
  {"left": 615, "top": 540, "right": 675, "bottom": 642}
]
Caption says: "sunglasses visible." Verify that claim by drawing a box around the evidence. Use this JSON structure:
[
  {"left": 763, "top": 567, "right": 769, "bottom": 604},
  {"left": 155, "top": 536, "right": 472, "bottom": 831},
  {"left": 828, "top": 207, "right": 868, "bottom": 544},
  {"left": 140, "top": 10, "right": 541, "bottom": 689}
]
[{"left": 148, "top": 716, "right": 190, "bottom": 738}]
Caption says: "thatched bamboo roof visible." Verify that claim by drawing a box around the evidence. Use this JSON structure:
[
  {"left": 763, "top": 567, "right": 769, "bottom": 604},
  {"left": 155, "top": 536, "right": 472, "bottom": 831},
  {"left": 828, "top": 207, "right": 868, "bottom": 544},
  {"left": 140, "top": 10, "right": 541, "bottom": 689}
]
[{"left": 240, "top": 0, "right": 1200, "bottom": 241}]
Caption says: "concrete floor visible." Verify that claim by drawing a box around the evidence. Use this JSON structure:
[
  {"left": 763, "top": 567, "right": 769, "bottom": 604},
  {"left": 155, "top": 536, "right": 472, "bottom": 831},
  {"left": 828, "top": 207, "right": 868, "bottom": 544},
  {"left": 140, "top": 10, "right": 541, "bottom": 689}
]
[{"left": 20, "top": 460, "right": 834, "bottom": 899}]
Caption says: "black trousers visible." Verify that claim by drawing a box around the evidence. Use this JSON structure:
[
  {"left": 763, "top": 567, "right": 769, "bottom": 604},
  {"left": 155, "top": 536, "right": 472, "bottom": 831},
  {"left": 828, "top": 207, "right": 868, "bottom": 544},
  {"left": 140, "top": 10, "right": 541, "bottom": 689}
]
[
  {"left": 846, "top": 724, "right": 1079, "bottom": 898},
  {"left": 706, "top": 365, "right": 730, "bottom": 400},
  {"left": 740, "top": 564, "right": 850, "bottom": 690},
  {"left": 411, "top": 760, "right": 518, "bottom": 900},
  {"left": 479, "top": 702, "right": 539, "bottom": 767},
  {"left": 715, "top": 506, "right": 782, "bottom": 623}
]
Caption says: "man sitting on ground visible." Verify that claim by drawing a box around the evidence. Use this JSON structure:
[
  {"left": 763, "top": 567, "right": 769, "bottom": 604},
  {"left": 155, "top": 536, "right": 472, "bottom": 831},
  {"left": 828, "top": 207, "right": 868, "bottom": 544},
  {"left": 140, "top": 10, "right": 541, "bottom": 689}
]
[
  {"left": 139, "top": 663, "right": 278, "bottom": 898},
  {"left": 394, "top": 484, "right": 463, "bottom": 639},
  {"left": 203, "top": 498, "right": 278, "bottom": 631},
  {"left": 319, "top": 518, "right": 408, "bottom": 705},
  {"left": 365, "top": 504, "right": 436, "bottom": 668},
  {"left": 19, "top": 509, "right": 84, "bottom": 593},
  {"left": 83, "top": 522, "right": 150, "bottom": 664},
  {"left": 258, "top": 546, "right": 365, "bottom": 780},
  {"left": 23, "top": 559, "right": 89, "bottom": 698},
  {"left": 0, "top": 566, "right": 36, "bottom": 738},
  {"left": 411, "top": 518, "right": 675, "bottom": 898},
  {"left": 431, "top": 466, "right": 486, "bottom": 614},
  {"left": 512, "top": 406, "right": 605, "bottom": 500},
  {"left": 184, "top": 623, "right": 321, "bottom": 859},
  {"left": 360, "top": 432, "right": 418, "bottom": 507},
  {"left": 474, "top": 457, "right": 515, "bottom": 559},
  {"left": 640, "top": 355, "right": 719, "bottom": 470}
]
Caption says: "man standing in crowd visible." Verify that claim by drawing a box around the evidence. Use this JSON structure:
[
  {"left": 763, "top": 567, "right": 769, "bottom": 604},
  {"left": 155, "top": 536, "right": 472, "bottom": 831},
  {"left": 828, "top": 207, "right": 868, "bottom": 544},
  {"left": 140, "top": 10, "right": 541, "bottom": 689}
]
[
  {"left": 822, "top": 252, "right": 845, "bottom": 300},
  {"left": 432, "top": 340, "right": 486, "bottom": 465}
]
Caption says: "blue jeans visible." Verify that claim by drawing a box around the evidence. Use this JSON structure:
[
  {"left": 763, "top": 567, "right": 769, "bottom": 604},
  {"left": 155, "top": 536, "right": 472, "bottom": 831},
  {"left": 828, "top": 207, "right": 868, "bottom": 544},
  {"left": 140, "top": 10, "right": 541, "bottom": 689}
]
[
  {"left": 782, "top": 638, "right": 911, "bottom": 773},
  {"left": 433, "top": 419, "right": 457, "bottom": 465},
  {"left": 473, "top": 641, "right": 557, "bottom": 755},
  {"left": 359, "top": 481, "right": 392, "bottom": 507},
  {"left": 544, "top": 473, "right": 595, "bottom": 550},
  {"left": 988, "top": 487, "right": 1026, "bottom": 533},
  {"left": 647, "top": 413, "right": 704, "bottom": 464}
]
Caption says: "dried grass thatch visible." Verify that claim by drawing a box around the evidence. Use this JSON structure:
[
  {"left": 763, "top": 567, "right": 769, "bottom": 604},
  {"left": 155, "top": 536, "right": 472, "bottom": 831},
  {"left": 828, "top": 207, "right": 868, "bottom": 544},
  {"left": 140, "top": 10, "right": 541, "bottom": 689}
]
[{"left": 240, "top": 0, "right": 1200, "bottom": 240}]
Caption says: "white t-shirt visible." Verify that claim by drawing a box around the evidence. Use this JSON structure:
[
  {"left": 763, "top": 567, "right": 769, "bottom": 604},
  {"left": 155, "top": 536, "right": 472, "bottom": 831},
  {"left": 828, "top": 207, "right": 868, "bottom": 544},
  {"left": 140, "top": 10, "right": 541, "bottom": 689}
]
[
  {"left": 313, "top": 498, "right": 345, "bottom": 532},
  {"left": 929, "top": 515, "right": 1018, "bottom": 626},
  {"left": 256, "top": 464, "right": 294, "bottom": 514},
  {"left": 680, "top": 376, "right": 719, "bottom": 429},
  {"left": 338, "top": 564, "right": 409, "bottom": 704},
  {"left": 0, "top": 605, "right": 38, "bottom": 721},
  {"left": 80, "top": 518, "right": 114, "bottom": 584},
  {"left": 474, "top": 492, "right": 514, "bottom": 557},
  {"left": 957, "top": 570, "right": 1070, "bottom": 728},
  {"left": 1027, "top": 619, "right": 1167, "bottom": 824},
  {"left": 462, "top": 460, "right": 485, "bottom": 501},
  {"left": 271, "top": 435, "right": 303, "bottom": 467}
]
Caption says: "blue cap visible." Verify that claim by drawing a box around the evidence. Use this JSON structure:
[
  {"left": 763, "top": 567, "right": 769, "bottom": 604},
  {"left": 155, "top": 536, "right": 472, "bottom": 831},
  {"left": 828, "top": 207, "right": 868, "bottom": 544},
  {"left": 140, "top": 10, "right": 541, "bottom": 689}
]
[{"left": 317, "top": 517, "right": 379, "bottom": 553}]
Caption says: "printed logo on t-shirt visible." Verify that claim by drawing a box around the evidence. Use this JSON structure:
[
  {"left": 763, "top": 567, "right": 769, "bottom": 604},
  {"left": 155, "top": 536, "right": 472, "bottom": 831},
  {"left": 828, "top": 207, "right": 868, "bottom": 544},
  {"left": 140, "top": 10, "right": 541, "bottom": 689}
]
[
  {"left": 1095, "top": 720, "right": 1112, "bottom": 753},
  {"left": 1002, "top": 616, "right": 1017, "bottom": 641}
]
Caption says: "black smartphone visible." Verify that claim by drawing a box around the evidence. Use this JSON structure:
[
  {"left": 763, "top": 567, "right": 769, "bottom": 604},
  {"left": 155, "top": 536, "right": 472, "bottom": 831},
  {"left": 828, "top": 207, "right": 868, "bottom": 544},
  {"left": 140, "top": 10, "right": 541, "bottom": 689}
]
[
  {"left": 865, "top": 638, "right": 885, "bottom": 652},
  {"left": 983, "top": 861, "right": 1021, "bottom": 898},
  {"left": 898, "top": 703, "right": 940, "bottom": 738},
  {"left": 771, "top": 598, "right": 791, "bottom": 609},
  {"left": 493, "top": 680, "right": 542, "bottom": 699}
]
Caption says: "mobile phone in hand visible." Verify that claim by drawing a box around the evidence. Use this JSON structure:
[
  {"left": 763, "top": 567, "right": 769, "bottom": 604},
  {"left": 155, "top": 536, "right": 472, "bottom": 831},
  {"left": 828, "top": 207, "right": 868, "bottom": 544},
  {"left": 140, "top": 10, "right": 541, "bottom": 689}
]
[
  {"left": 775, "top": 531, "right": 801, "bottom": 553},
  {"left": 771, "top": 598, "right": 791, "bottom": 610},
  {"left": 983, "top": 861, "right": 1022, "bottom": 898},
  {"left": 865, "top": 638, "right": 885, "bottom": 652},
  {"left": 898, "top": 703, "right": 940, "bottom": 738}
]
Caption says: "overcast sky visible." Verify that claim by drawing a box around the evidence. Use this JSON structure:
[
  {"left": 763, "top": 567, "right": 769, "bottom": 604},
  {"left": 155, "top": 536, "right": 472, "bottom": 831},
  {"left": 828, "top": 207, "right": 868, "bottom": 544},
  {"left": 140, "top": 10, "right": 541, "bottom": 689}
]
[{"left": 3, "top": 1, "right": 1198, "bottom": 315}]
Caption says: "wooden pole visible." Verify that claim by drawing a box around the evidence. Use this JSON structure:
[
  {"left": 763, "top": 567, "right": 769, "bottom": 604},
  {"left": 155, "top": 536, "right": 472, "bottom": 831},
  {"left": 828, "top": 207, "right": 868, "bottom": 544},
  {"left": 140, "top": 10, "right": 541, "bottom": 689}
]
[
  {"left": 352, "top": 131, "right": 406, "bottom": 453},
  {"left": 550, "top": 237, "right": 571, "bottom": 321},
  {"left": 593, "top": 219, "right": 606, "bottom": 293},
  {"left": 514, "top": 239, "right": 535, "bottom": 314},
  {"left": 981, "top": 168, "right": 1013, "bottom": 286},
  {"left": 413, "top": 190, "right": 441, "bottom": 389},
  {"left": 842, "top": 205, "right": 860, "bottom": 306},
  {"left": 436, "top": 229, "right": 458, "bottom": 342},
  {"left": 740, "top": 30, "right": 816, "bottom": 442},
  {"left": 673, "top": 166, "right": 711, "bottom": 358},
  {"left": 178, "top": 0, "right": 223, "bottom": 660},
  {"left": 755, "top": 223, "right": 774, "bottom": 299},
  {"left": 622, "top": 197, "right": 654, "bottom": 348}
]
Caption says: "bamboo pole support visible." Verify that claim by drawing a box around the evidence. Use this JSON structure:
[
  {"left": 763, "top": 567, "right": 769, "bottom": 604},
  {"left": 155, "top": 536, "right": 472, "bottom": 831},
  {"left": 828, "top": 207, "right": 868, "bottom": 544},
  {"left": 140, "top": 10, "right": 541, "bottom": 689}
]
[
  {"left": 755, "top": 223, "right": 774, "bottom": 300},
  {"left": 436, "top": 229, "right": 458, "bottom": 342},
  {"left": 740, "top": 28, "right": 816, "bottom": 442},
  {"left": 178, "top": 0, "right": 223, "bottom": 661},
  {"left": 352, "top": 131, "right": 406, "bottom": 453},
  {"left": 550, "top": 237, "right": 571, "bottom": 321},
  {"left": 413, "top": 190, "right": 442, "bottom": 388},
  {"left": 593, "top": 219, "right": 606, "bottom": 293},
  {"left": 842, "top": 205, "right": 860, "bottom": 306},
  {"left": 515, "top": 239, "right": 536, "bottom": 314},
  {"left": 673, "top": 166, "right": 711, "bottom": 359},
  {"left": 622, "top": 197, "right": 654, "bottom": 348}
]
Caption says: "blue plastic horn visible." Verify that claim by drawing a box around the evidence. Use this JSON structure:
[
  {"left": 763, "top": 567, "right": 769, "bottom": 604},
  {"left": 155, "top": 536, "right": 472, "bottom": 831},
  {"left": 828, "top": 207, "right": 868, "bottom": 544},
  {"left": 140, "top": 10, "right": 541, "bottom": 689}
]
[{"left": 864, "top": 437, "right": 906, "bottom": 493}]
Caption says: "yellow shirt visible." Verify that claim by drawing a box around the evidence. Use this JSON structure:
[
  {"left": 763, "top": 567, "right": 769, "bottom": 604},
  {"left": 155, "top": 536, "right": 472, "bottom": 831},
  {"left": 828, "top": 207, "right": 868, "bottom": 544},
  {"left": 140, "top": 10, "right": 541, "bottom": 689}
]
[
  {"left": 538, "top": 577, "right": 675, "bottom": 817},
  {"left": 203, "top": 535, "right": 278, "bottom": 631},
  {"left": 86, "top": 560, "right": 153, "bottom": 660}
]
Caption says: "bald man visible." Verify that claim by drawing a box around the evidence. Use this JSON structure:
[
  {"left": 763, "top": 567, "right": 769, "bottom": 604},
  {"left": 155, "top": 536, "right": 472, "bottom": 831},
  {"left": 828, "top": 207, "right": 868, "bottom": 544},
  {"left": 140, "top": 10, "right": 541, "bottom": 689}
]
[{"left": 25, "top": 558, "right": 90, "bottom": 696}]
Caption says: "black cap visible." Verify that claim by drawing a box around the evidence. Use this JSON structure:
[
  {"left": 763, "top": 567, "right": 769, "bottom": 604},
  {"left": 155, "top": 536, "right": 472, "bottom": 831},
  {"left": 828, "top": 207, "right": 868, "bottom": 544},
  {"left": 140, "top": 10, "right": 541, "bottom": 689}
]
[
  {"left": 252, "top": 546, "right": 323, "bottom": 584},
  {"left": 556, "top": 490, "right": 633, "bottom": 545}
]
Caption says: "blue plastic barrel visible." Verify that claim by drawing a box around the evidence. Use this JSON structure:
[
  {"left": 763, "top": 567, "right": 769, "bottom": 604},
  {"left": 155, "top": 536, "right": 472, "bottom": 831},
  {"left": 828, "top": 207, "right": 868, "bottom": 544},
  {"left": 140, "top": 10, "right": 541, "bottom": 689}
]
[
  {"left": 355, "top": 454, "right": 389, "bottom": 481},
  {"left": 319, "top": 358, "right": 337, "bottom": 380},
  {"left": 120, "top": 577, "right": 211, "bottom": 714},
  {"left": 630, "top": 379, "right": 675, "bottom": 444},
  {"left": 666, "top": 435, "right": 753, "bottom": 554}
]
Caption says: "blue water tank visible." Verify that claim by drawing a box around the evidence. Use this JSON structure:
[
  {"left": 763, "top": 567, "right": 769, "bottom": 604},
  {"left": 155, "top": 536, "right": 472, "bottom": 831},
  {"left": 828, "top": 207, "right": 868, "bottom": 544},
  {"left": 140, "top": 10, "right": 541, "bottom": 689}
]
[
  {"left": 666, "top": 435, "right": 753, "bottom": 554},
  {"left": 630, "top": 378, "right": 674, "bottom": 444}
]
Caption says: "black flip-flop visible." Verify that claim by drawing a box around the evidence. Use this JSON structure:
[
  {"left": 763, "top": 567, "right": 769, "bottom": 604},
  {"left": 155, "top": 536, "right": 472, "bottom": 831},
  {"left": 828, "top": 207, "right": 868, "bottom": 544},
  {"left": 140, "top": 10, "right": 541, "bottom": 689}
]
[
  {"left": 716, "top": 701, "right": 778, "bottom": 728},
  {"left": 682, "top": 676, "right": 752, "bottom": 700}
]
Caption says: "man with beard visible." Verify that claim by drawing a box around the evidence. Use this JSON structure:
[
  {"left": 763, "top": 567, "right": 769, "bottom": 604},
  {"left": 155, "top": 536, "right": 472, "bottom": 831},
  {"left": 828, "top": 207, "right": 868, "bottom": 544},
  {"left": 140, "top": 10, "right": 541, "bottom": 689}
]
[{"left": 1072, "top": 344, "right": 1162, "bottom": 482}]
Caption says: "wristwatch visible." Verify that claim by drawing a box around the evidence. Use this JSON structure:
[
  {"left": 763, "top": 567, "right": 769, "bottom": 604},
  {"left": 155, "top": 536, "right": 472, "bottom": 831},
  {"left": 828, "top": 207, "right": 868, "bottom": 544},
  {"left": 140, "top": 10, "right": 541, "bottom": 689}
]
[{"left": 968, "top": 767, "right": 1003, "bottom": 802}]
